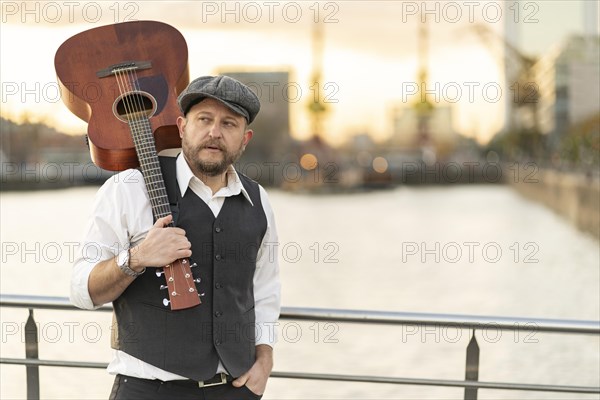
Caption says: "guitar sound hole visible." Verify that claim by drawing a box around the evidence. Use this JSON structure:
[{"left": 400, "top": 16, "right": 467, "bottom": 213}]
[{"left": 113, "top": 91, "right": 157, "bottom": 123}]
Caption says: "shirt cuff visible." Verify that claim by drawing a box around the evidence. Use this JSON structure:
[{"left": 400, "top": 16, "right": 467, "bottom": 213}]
[
  {"left": 70, "top": 259, "right": 103, "bottom": 310},
  {"left": 255, "top": 321, "right": 278, "bottom": 347}
]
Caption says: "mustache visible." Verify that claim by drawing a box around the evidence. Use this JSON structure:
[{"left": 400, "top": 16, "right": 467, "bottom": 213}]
[{"left": 200, "top": 140, "right": 225, "bottom": 151}]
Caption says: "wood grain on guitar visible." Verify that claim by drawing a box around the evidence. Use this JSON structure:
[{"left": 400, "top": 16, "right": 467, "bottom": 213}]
[
  {"left": 54, "top": 20, "right": 189, "bottom": 171},
  {"left": 55, "top": 21, "right": 201, "bottom": 310}
]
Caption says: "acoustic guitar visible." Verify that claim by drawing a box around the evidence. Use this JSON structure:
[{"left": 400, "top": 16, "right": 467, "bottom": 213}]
[{"left": 55, "top": 20, "right": 201, "bottom": 310}]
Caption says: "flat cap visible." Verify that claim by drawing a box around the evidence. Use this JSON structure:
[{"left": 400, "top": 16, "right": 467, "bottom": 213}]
[{"left": 177, "top": 75, "right": 261, "bottom": 124}]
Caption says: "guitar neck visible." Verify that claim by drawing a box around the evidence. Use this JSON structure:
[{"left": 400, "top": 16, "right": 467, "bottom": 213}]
[
  {"left": 130, "top": 116, "right": 201, "bottom": 310},
  {"left": 129, "top": 117, "right": 173, "bottom": 223}
]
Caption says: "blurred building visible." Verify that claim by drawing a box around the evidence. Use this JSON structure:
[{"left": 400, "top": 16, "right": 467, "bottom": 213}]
[
  {"left": 503, "top": 0, "right": 523, "bottom": 133},
  {"left": 217, "top": 70, "right": 293, "bottom": 186},
  {"left": 386, "top": 16, "right": 459, "bottom": 166},
  {"left": 0, "top": 117, "right": 111, "bottom": 189},
  {"left": 533, "top": 35, "right": 600, "bottom": 145},
  {"left": 388, "top": 104, "right": 458, "bottom": 160}
]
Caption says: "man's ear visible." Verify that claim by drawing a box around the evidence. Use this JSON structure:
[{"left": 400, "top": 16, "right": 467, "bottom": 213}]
[
  {"left": 243, "top": 129, "right": 253, "bottom": 146},
  {"left": 176, "top": 116, "right": 186, "bottom": 138}
]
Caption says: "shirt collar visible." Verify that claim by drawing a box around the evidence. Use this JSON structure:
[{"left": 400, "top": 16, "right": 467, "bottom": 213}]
[{"left": 175, "top": 153, "right": 254, "bottom": 206}]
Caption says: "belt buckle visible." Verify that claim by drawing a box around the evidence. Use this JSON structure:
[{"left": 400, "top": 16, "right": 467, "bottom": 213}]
[{"left": 198, "top": 373, "right": 228, "bottom": 388}]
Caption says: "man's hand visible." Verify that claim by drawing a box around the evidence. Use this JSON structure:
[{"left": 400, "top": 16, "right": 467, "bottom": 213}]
[
  {"left": 232, "top": 345, "right": 273, "bottom": 395},
  {"left": 88, "top": 215, "right": 191, "bottom": 306},
  {"left": 129, "top": 215, "right": 192, "bottom": 271}
]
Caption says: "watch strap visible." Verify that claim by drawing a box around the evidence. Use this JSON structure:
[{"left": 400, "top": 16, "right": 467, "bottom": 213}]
[{"left": 117, "top": 249, "right": 145, "bottom": 277}]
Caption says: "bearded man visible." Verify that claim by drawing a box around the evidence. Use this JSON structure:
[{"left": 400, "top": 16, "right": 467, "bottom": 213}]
[{"left": 71, "top": 76, "right": 281, "bottom": 400}]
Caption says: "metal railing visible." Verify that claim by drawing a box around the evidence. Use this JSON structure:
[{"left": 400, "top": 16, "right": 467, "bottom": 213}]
[{"left": 1, "top": 294, "right": 599, "bottom": 399}]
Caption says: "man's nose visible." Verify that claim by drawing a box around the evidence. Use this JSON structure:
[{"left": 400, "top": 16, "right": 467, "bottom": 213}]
[{"left": 208, "top": 122, "right": 222, "bottom": 138}]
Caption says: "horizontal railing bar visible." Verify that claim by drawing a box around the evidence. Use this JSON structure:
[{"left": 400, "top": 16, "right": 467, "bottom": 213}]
[
  {"left": 270, "top": 372, "right": 600, "bottom": 394},
  {"left": 1, "top": 358, "right": 107, "bottom": 369},
  {"left": 0, "top": 294, "right": 112, "bottom": 312},
  {"left": 283, "top": 307, "right": 600, "bottom": 335},
  {"left": 2, "top": 294, "right": 599, "bottom": 335},
  {"left": 2, "top": 358, "right": 598, "bottom": 394},
  {"left": 271, "top": 372, "right": 600, "bottom": 394}
]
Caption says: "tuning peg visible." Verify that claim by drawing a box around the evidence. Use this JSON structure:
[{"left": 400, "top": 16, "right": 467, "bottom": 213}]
[
  {"left": 155, "top": 269, "right": 165, "bottom": 277},
  {"left": 160, "top": 285, "right": 168, "bottom": 290},
  {"left": 199, "top": 292, "right": 205, "bottom": 297},
  {"left": 163, "top": 298, "right": 170, "bottom": 307},
  {"left": 193, "top": 278, "right": 201, "bottom": 283},
  {"left": 190, "top": 262, "right": 198, "bottom": 268}
]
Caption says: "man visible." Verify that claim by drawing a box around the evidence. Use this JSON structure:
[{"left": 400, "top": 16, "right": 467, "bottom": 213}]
[{"left": 71, "top": 75, "right": 281, "bottom": 400}]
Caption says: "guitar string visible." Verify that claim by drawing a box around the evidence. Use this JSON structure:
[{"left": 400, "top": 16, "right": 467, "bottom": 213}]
[
  {"left": 128, "top": 68, "right": 172, "bottom": 221},
  {"left": 116, "top": 68, "right": 164, "bottom": 218},
  {"left": 124, "top": 68, "right": 172, "bottom": 226},
  {"left": 115, "top": 67, "right": 182, "bottom": 298},
  {"left": 121, "top": 66, "right": 195, "bottom": 297},
  {"left": 129, "top": 67, "right": 196, "bottom": 295},
  {"left": 113, "top": 68, "right": 179, "bottom": 298},
  {"left": 113, "top": 72, "right": 152, "bottom": 227},
  {"left": 113, "top": 69, "right": 157, "bottom": 212}
]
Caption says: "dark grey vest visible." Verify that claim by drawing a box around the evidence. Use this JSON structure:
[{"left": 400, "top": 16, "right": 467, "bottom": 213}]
[{"left": 112, "top": 156, "right": 267, "bottom": 381}]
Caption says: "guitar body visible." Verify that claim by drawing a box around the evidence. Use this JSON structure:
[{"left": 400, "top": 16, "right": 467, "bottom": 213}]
[
  {"left": 55, "top": 20, "right": 189, "bottom": 171},
  {"left": 56, "top": 21, "right": 201, "bottom": 310}
]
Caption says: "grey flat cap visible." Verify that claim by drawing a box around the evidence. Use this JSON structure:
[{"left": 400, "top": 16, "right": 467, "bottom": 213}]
[{"left": 177, "top": 75, "right": 261, "bottom": 124}]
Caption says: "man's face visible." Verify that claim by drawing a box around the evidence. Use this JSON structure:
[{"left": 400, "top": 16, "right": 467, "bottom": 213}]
[{"left": 177, "top": 97, "right": 253, "bottom": 177}]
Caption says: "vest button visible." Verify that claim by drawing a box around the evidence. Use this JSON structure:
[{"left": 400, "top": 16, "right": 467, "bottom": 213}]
[
  {"left": 215, "top": 311, "right": 223, "bottom": 318},
  {"left": 215, "top": 254, "right": 222, "bottom": 261},
  {"left": 215, "top": 283, "right": 223, "bottom": 289},
  {"left": 215, "top": 227, "right": 222, "bottom": 233}
]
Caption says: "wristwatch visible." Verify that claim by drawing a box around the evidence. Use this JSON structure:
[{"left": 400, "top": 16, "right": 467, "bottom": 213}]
[{"left": 116, "top": 249, "right": 145, "bottom": 277}]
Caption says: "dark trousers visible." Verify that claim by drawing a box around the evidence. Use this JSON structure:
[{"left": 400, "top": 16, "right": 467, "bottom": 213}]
[{"left": 109, "top": 375, "right": 262, "bottom": 400}]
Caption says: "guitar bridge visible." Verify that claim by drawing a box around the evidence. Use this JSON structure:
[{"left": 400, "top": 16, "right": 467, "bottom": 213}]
[{"left": 96, "top": 60, "right": 152, "bottom": 78}]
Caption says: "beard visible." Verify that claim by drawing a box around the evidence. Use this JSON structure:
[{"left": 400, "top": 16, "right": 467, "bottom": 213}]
[{"left": 182, "top": 136, "right": 245, "bottom": 177}]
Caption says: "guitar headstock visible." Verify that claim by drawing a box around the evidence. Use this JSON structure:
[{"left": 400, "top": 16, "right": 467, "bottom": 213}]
[{"left": 160, "top": 258, "right": 201, "bottom": 310}]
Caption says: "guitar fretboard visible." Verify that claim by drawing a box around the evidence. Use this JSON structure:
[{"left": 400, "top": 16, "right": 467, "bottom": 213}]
[{"left": 129, "top": 116, "right": 173, "bottom": 224}]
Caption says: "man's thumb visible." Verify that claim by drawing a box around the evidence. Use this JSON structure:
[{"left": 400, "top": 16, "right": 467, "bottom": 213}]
[
  {"left": 153, "top": 215, "right": 172, "bottom": 228},
  {"left": 232, "top": 373, "right": 249, "bottom": 387}
]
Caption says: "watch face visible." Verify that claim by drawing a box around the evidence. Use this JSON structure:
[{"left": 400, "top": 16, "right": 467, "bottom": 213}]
[{"left": 117, "top": 250, "right": 129, "bottom": 267}]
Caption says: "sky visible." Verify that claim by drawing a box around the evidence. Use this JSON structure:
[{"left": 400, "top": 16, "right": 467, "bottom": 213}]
[{"left": 0, "top": 0, "right": 593, "bottom": 145}]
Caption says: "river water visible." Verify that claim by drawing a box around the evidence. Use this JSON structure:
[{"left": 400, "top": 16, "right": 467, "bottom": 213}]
[{"left": 1, "top": 185, "right": 598, "bottom": 399}]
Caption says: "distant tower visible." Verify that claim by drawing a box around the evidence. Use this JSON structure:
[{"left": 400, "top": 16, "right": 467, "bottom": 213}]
[
  {"left": 414, "top": 15, "right": 434, "bottom": 150},
  {"left": 307, "top": 20, "right": 328, "bottom": 138},
  {"left": 503, "top": 0, "right": 521, "bottom": 133},
  {"left": 583, "top": 0, "right": 599, "bottom": 37},
  {"left": 583, "top": 0, "right": 599, "bottom": 57}
]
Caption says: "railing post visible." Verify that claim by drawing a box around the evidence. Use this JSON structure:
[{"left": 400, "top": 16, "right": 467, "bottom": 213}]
[
  {"left": 24, "top": 308, "right": 40, "bottom": 400},
  {"left": 464, "top": 329, "right": 480, "bottom": 400}
]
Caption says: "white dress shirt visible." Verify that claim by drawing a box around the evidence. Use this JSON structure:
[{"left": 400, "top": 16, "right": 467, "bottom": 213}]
[{"left": 71, "top": 154, "right": 281, "bottom": 380}]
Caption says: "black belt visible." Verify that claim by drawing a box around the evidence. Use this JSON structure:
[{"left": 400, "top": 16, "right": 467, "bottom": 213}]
[{"left": 124, "top": 373, "right": 232, "bottom": 389}]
